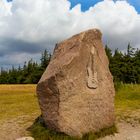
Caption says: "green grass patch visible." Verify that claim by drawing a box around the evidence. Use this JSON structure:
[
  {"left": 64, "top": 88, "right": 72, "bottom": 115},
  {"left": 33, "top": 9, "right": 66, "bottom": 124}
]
[
  {"left": 28, "top": 116, "right": 117, "bottom": 140},
  {"left": 115, "top": 84, "right": 140, "bottom": 119}
]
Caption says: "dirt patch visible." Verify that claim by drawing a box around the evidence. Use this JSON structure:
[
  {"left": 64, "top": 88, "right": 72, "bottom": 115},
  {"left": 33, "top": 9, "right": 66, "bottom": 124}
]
[
  {"left": 0, "top": 114, "right": 38, "bottom": 140},
  {"left": 0, "top": 114, "right": 140, "bottom": 140},
  {"left": 99, "top": 121, "right": 140, "bottom": 140}
]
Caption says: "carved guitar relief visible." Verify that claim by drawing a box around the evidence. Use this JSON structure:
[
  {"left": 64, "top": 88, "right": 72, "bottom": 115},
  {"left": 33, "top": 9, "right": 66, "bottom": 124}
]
[{"left": 87, "top": 46, "right": 98, "bottom": 89}]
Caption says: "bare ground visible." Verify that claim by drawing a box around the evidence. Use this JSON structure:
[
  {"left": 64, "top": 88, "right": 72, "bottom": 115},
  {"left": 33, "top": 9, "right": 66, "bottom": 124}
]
[
  {"left": 0, "top": 113, "right": 140, "bottom": 140},
  {"left": 99, "top": 121, "right": 140, "bottom": 140},
  {"left": 0, "top": 114, "right": 38, "bottom": 140},
  {"left": 99, "top": 110, "right": 140, "bottom": 140}
]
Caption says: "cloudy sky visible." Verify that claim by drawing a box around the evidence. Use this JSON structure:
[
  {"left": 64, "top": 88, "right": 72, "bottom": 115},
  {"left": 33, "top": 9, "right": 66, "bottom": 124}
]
[{"left": 0, "top": 0, "right": 140, "bottom": 68}]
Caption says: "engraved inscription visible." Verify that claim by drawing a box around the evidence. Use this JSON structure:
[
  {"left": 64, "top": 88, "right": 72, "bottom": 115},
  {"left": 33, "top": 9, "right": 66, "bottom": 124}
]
[{"left": 87, "top": 46, "right": 98, "bottom": 89}]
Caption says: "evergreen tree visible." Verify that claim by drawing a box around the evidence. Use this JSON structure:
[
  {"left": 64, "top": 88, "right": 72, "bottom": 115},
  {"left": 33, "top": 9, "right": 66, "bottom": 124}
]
[
  {"left": 105, "top": 45, "right": 112, "bottom": 63},
  {"left": 41, "top": 50, "right": 51, "bottom": 69},
  {"left": 0, "top": 46, "right": 140, "bottom": 84}
]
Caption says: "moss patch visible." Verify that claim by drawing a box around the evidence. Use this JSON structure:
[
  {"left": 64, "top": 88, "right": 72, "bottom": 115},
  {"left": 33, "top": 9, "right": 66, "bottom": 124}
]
[{"left": 28, "top": 116, "right": 118, "bottom": 140}]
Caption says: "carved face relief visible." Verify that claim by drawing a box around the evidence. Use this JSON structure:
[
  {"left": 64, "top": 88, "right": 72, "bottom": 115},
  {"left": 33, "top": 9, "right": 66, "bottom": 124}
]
[{"left": 87, "top": 46, "right": 98, "bottom": 89}]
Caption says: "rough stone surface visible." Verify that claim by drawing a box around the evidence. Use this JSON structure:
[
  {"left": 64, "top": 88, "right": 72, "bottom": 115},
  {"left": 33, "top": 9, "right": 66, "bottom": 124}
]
[
  {"left": 37, "top": 29, "right": 115, "bottom": 137},
  {"left": 16, "top": 137, "right": 34, "bottom": 140}
]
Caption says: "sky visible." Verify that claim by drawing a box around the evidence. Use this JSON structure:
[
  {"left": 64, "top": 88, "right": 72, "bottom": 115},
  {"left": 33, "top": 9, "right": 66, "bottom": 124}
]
[
  {"left": 0, "top": 0, "right": 140, "bottom": 68},
  {"left": 70, "top": 0, "right": 140, "bottom": 13}
]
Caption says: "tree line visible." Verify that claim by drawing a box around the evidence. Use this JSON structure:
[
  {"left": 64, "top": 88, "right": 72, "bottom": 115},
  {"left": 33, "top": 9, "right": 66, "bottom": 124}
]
[
  {"left": 0, "top": 50, "right": 51, "bottom": 84},
  {"left": 0, "top": 44, "right": 140, "bottom": 84},
  {"left": 105, "top": 44, "right": 140, "bottom": 84}
]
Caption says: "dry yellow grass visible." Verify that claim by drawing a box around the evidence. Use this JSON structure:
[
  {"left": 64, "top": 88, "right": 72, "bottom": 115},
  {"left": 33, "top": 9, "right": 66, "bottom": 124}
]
[
  {"left": 0, "top": 84, "right": 36, "bottom": 94},
  {"left": 0, "top": 84, "right": 139, "bottom": 140},
  {"left": 0, "top": 84, "right": 139, "bottom": 122},
  {"left": 0, "top": 84, "right": 40, "bottom": 121}
]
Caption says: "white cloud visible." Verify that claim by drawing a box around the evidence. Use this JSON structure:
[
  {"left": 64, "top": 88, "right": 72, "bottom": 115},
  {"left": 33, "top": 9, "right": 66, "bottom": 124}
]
[
  {"left": 0, "top": 0, "right": 140, "bottom": 66},
  {"left": 0, "top": 0, "right": 11, "bottom": 16}
]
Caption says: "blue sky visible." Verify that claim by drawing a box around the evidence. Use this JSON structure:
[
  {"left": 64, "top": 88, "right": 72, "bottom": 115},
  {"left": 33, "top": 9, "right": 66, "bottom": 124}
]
[
  {"left": 128, "top": 0, "right": 140, "bottom": 13},
  {"left": 69, "top": 0, "right": 103, "bottom": 11},
  {"left": 69, "top": 0, "right": 140, "bottom": 13}
]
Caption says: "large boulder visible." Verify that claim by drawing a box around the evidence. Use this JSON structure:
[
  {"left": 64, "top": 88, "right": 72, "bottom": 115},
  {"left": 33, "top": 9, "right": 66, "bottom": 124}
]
[
  {"left": 16, "top": 137, "right": 34, "bottom": 140},
  {"left": 37, "top": 29, "right": 115, "bottom": 137}
]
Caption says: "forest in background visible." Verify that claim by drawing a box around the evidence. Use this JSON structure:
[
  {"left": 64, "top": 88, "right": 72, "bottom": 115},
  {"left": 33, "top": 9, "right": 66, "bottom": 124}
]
[
  {"left": 0, "top": 44, "right": 140, "bottom": 84},
  {"left": 0, "top": 50, "right": 51, "bottom": 84},
  {"left": 105, "top": 44, "right": 140, "bottom": 84}
]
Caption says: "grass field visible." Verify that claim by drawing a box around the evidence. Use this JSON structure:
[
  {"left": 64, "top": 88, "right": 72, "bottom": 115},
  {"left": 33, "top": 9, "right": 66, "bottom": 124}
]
[
  {"left": 0, "top": 84, "right": 40, "bottom": 121},
  {"left": 0, "top": 84, "right": 140, "bottom": 140},
  {"left": 115, "top": 84, "right": 140, "bottom": 121}
]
